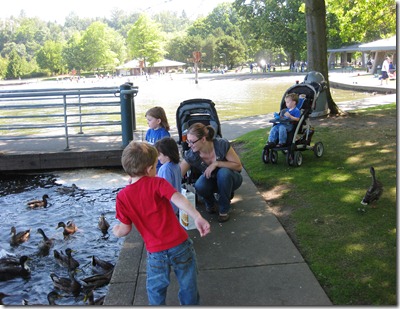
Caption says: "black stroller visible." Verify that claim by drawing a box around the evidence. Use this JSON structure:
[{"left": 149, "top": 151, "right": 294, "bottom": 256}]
[
  {"left": 261, "top": 81, "right": 325, "bottom": 167},
  {"left": 176, "top": 98, "right": 222, "bottom": 184}
]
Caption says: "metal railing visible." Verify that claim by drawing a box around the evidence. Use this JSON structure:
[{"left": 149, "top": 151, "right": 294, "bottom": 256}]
[{"left": 0, "top": 83, "right": 138, "bottom": 150}]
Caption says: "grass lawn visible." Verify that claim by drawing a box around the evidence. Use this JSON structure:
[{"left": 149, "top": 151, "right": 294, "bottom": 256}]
[{"left": 234, "top": 104, "right": 396, "bottom": 305}]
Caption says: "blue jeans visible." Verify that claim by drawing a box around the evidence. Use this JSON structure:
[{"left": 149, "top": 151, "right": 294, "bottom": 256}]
[
  {"left": 194, "top": 167, "right": 243, "bottom": 214},
  {"left": 146, "top": 239, "right": 199, "bottom": 305},
  {"left": 268, "top": 123, "right": 294, "bottom": 144}
]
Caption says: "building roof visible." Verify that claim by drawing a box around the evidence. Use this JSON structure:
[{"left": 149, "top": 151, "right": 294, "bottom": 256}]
[
  {"left": 116, "top": 59, "right": 185, "bottom": 69},
  {"left": 328, "top": 36, "right": 396, "bottom": 53}
]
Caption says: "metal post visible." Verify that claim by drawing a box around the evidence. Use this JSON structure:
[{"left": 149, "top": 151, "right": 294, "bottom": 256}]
[{"left": 120, "top": 82, "right": 134, "bottom": 147}]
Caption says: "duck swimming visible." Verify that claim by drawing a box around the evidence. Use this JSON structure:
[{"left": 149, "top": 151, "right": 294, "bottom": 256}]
[
  {"left": 91, "top": 255, "right": 114, "bottom": 273},
  {"left": 56, "top": 221, "right": 77, "bottom": 237},
  {"left": 0, "top": 255, "right": 31, "bottom": 281},
  {"left": 54, "top": 248, "right": 80, "bottom": 270},
  {"left": 27, "top": 194, "right": 50, "bottom": 209},
  {"left": 10, "top": 226, "right": 31, "bottom": 246},
  {"left": 50, "top": 270, "right": 81, "bottom": 297},
  {"left": 83, "top": 288, "right": 105, "bottom": 305},
  {"left": 98, "top": 213, "right": 110, "bottom": 235},
  {"left": 37, "top": 228, "right": 55, "bottom": 257},
  {"left": 22, "top": 291, "right": 62, "bottom": 305},
  {"left": 81, "top": 269, "right": 113, "bottom": 289}
]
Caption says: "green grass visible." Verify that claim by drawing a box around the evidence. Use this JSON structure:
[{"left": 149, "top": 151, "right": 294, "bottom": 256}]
[{"left": 234, "top": 104, "right": 397, "bottom": 305}]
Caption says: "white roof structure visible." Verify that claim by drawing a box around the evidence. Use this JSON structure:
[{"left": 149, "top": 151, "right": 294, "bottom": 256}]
[
  {"left": 358, "top": 36, "right": 396, "bottom": 52},
  {"left": 116, "top": 59, "right": 185, "bottom": 69},
  {"left": 116, "top": 59, "right": 140, "bottom": 69}
]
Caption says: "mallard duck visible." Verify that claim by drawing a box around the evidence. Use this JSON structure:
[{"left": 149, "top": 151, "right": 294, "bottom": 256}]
[
  {"left": 27, "top": 194, "right": 50, "bottom": 208},
  {"left": 56, "top": 221, "right": 77, "bottom": 237},
  {"left": 0, "top": 255, "right": 31, "bottom": 281},
  {"left": 98, "top": 213, "right": 110, "bottom": 235},
  {"left": 37, "top": 228, "right": 55, "bottom": 257},
  {"left": 22, "top": 291, "right": 62, "bottom": 305},
  {"left": 0, "top": 255, "right": 28, "bottom": 267},
  {"left": 50, "top": 270, "right": 81, "bottom": 297},
  {"left": 83, "top": 288, "right": 105, "bottom": 305},
  {"left": 56, "top": 184, "right": 78, "bottom": 194},
  {"left": 361, "top": 166, "right": 383, "bottom": 207},
  {"left": 54, "top": 248, "right": 79, "bottom": 270},
  {"left": 81, "top": 269, "right": 113, "bottom": 289},
  {"left": 10, "top": 226, "right": 31, "bottom": 246},
  {"left": 91, "top": 255, "right": 114, "bottom": 273}
]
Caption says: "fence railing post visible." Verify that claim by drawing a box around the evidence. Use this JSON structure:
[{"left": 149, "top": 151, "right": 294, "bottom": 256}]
[{"left": 120, "top": 82, "right": 135, "bottom": 147}]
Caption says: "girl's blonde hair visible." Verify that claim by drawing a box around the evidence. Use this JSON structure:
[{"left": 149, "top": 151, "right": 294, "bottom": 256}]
[
  {"left": 145, "top": 106, "right": 170, "bottom": 131},
  {"left": 121, "top": 141, "right": 158, "bottom": 177}
]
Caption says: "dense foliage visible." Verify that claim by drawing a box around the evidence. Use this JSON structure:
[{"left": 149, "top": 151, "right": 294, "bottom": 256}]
[{"left": 0, "top": 0, "right": 396, "bottom": 79}]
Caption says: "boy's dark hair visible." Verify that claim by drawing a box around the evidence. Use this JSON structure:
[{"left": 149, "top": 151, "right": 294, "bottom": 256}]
[
  {"left": 145, "top": 106, "right": 170, "bottom": 131},
  {"left": 121, "top": 141, "right": 158, "bottom": 177},
  {"left": 155, "top": 137, "right": 180, "bottom": 164},
  {"left": 187, "top": 123, "right": 216, "bottom": 141}
]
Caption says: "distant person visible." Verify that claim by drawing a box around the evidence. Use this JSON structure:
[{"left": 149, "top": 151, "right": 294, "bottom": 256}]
[
  {"left": 145, "top": 106, "right": 170, "bottom": 170},
  {"left": 155, "top": 137, "right": 182, "bottom": 216},
  {"left": 113, "top": 141, "right": 210, "bottom": 305},
  {"left": 380, "top": 56, "right": 390, "bottom": 85}
]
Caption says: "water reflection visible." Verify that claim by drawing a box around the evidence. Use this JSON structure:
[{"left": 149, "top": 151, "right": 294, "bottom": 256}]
[{"left": 0, "top": 169, "right": 127, "bottom": 305}]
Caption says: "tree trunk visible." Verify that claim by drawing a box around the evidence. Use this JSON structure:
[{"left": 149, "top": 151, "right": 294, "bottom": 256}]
[{"left": 305, "top": 0, "right": 341, "bottom": 115}]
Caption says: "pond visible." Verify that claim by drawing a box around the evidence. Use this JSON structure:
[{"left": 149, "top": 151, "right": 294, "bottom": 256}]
[{"left": 0, "top": 169, "right": 128, "bottom": 305}]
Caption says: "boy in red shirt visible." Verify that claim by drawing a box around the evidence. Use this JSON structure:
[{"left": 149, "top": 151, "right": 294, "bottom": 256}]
[{"left": 113, "top": 141, "right": 210, "bottom": 305}]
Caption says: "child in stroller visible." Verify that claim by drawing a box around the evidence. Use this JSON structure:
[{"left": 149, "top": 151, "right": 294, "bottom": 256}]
[{"left": 265, "top": 92, "right": 301, "bottom": 149}]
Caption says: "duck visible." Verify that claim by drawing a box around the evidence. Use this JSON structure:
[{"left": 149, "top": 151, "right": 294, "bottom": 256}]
[
  {"left": 37, "top": 228, "right": 55, "bottom": 257},
  {"left": 22, "top": 291, "right": 62, "bottom": 305},
  {"left": 0, "top": 255, "right": 31, "bottom": 281},
  {"left": 27, "top": 194, "right": 50, "bottom": 208},
  {"left": 56, "top": 184, "right": 78, "bottom": 194},
  {"left": 54, "top": 248, "right": 80, "bottom": 270},
  {"left": 91, "top": 255, "right": 114, "bottom": 273},
  {"left": 10, "top": 226, "right": 31, "bottom": 246},
  {"left": 81, "top": 269, "right": 113, "bottom": 289},
  {"left": 361, "top": 166, "right": 383, "bottom": 207},
  {"left": 0, "top": 255, "right": 29, "bottom": 267},
  {"left": 56, "top": 221, "right": 77, "bottom": 237},
  {"left": 50, "top": 270, "right": 81, "bottom": 297},
  {"left": 98, "top": 213, "right": 110, "bottom": 235},
  {"left": 83, "top": 288, "right": 105, "bottom": 305}
]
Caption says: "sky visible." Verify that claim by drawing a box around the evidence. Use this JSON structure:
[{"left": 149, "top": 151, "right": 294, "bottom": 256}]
[{"left": 1, "top": 0, "right": 235, "bottom": 23}]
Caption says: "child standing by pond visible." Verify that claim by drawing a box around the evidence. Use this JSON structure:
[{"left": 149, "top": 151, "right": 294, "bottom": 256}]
[
  {"left": 155, "top": 137, "right": 182, "bottom": 216},
  {"left": 113, "top": 141, "right": 210, "bottom": 305},
  {"left": 145, "top": 106, "right": 170, "bottom": 170}
]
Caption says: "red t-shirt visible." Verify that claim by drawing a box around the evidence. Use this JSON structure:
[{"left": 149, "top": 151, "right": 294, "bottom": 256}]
[{"left": 115, "top": 176, "right": 188, "bottom": 253}]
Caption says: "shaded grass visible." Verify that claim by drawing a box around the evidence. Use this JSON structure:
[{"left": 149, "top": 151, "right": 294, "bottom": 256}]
[{"left": 234, "top": 104, "right": 396, "bottom": 305}]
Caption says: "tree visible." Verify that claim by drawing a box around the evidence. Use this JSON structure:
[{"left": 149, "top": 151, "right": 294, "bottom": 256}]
[
  {"left": 6, "top": 48, "right": 23, "bottom": 79},
  {"left": 126, "top": 14, "right": 166, "bottom": 68},
  {"left": 305, "top": 0, "right": 340, "bottom": 115},
  {"left": 36, "top": 40, "right": 66, "bottom": 74}
]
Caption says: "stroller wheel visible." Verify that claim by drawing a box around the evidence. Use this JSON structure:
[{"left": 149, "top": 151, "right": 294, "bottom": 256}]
[
  {"left": 293, "top": 151, "right": 303, "bottom": 167},
  {"left": 270, "top": 150, "right": 278, "bottom": 164},
  {"left": 313, "top": 142, "right": 324, "bottom": 157},
  {"left": 286, "top": 151, "right": 294, "bottom": 166},
  {"left": 261, "top": 148, "right": 270, "bottom": 164}
]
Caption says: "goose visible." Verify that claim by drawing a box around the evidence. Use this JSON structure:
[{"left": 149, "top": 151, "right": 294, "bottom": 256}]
[
  {"left": 10, "top": 226, "right": 31, "bottom": 246},
  {"left": 361, "top": 166, "right": 383, "bottom": 207},
  {"left": 37, "top": 228, "right": 55, "bottom": 257},
  {"left": 0, "top": 255, "right": 31, "bottom": 281},
  {"left": 54, "top": 248, "right": 80, "bottom": 270},
  {"left": 50, "top": 270, "right": 81, "bottom": 297},
  {"left": 27, "top": 194, "right": 50, "bottom": 208},
  {"left": 22, "top": 291, "right": 62, "bottom": 305},
  {"left": 91, "top": 255, "right": 114, "bottom": 273},
  {"left": 56, "top": 221, "right": 77, "bottom": 237},
  {"left": 98, "top": 213, "right": 110, "bottom": 235}
]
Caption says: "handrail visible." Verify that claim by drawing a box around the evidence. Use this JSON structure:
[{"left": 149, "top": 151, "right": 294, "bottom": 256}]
[{"left": 0, "top": 84, "right": 139, "bottom": 150}]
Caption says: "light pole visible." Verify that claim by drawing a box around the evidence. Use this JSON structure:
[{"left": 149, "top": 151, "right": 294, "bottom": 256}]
[{"left": 219, "top": 53, "right": 226, "bottom": 70}]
